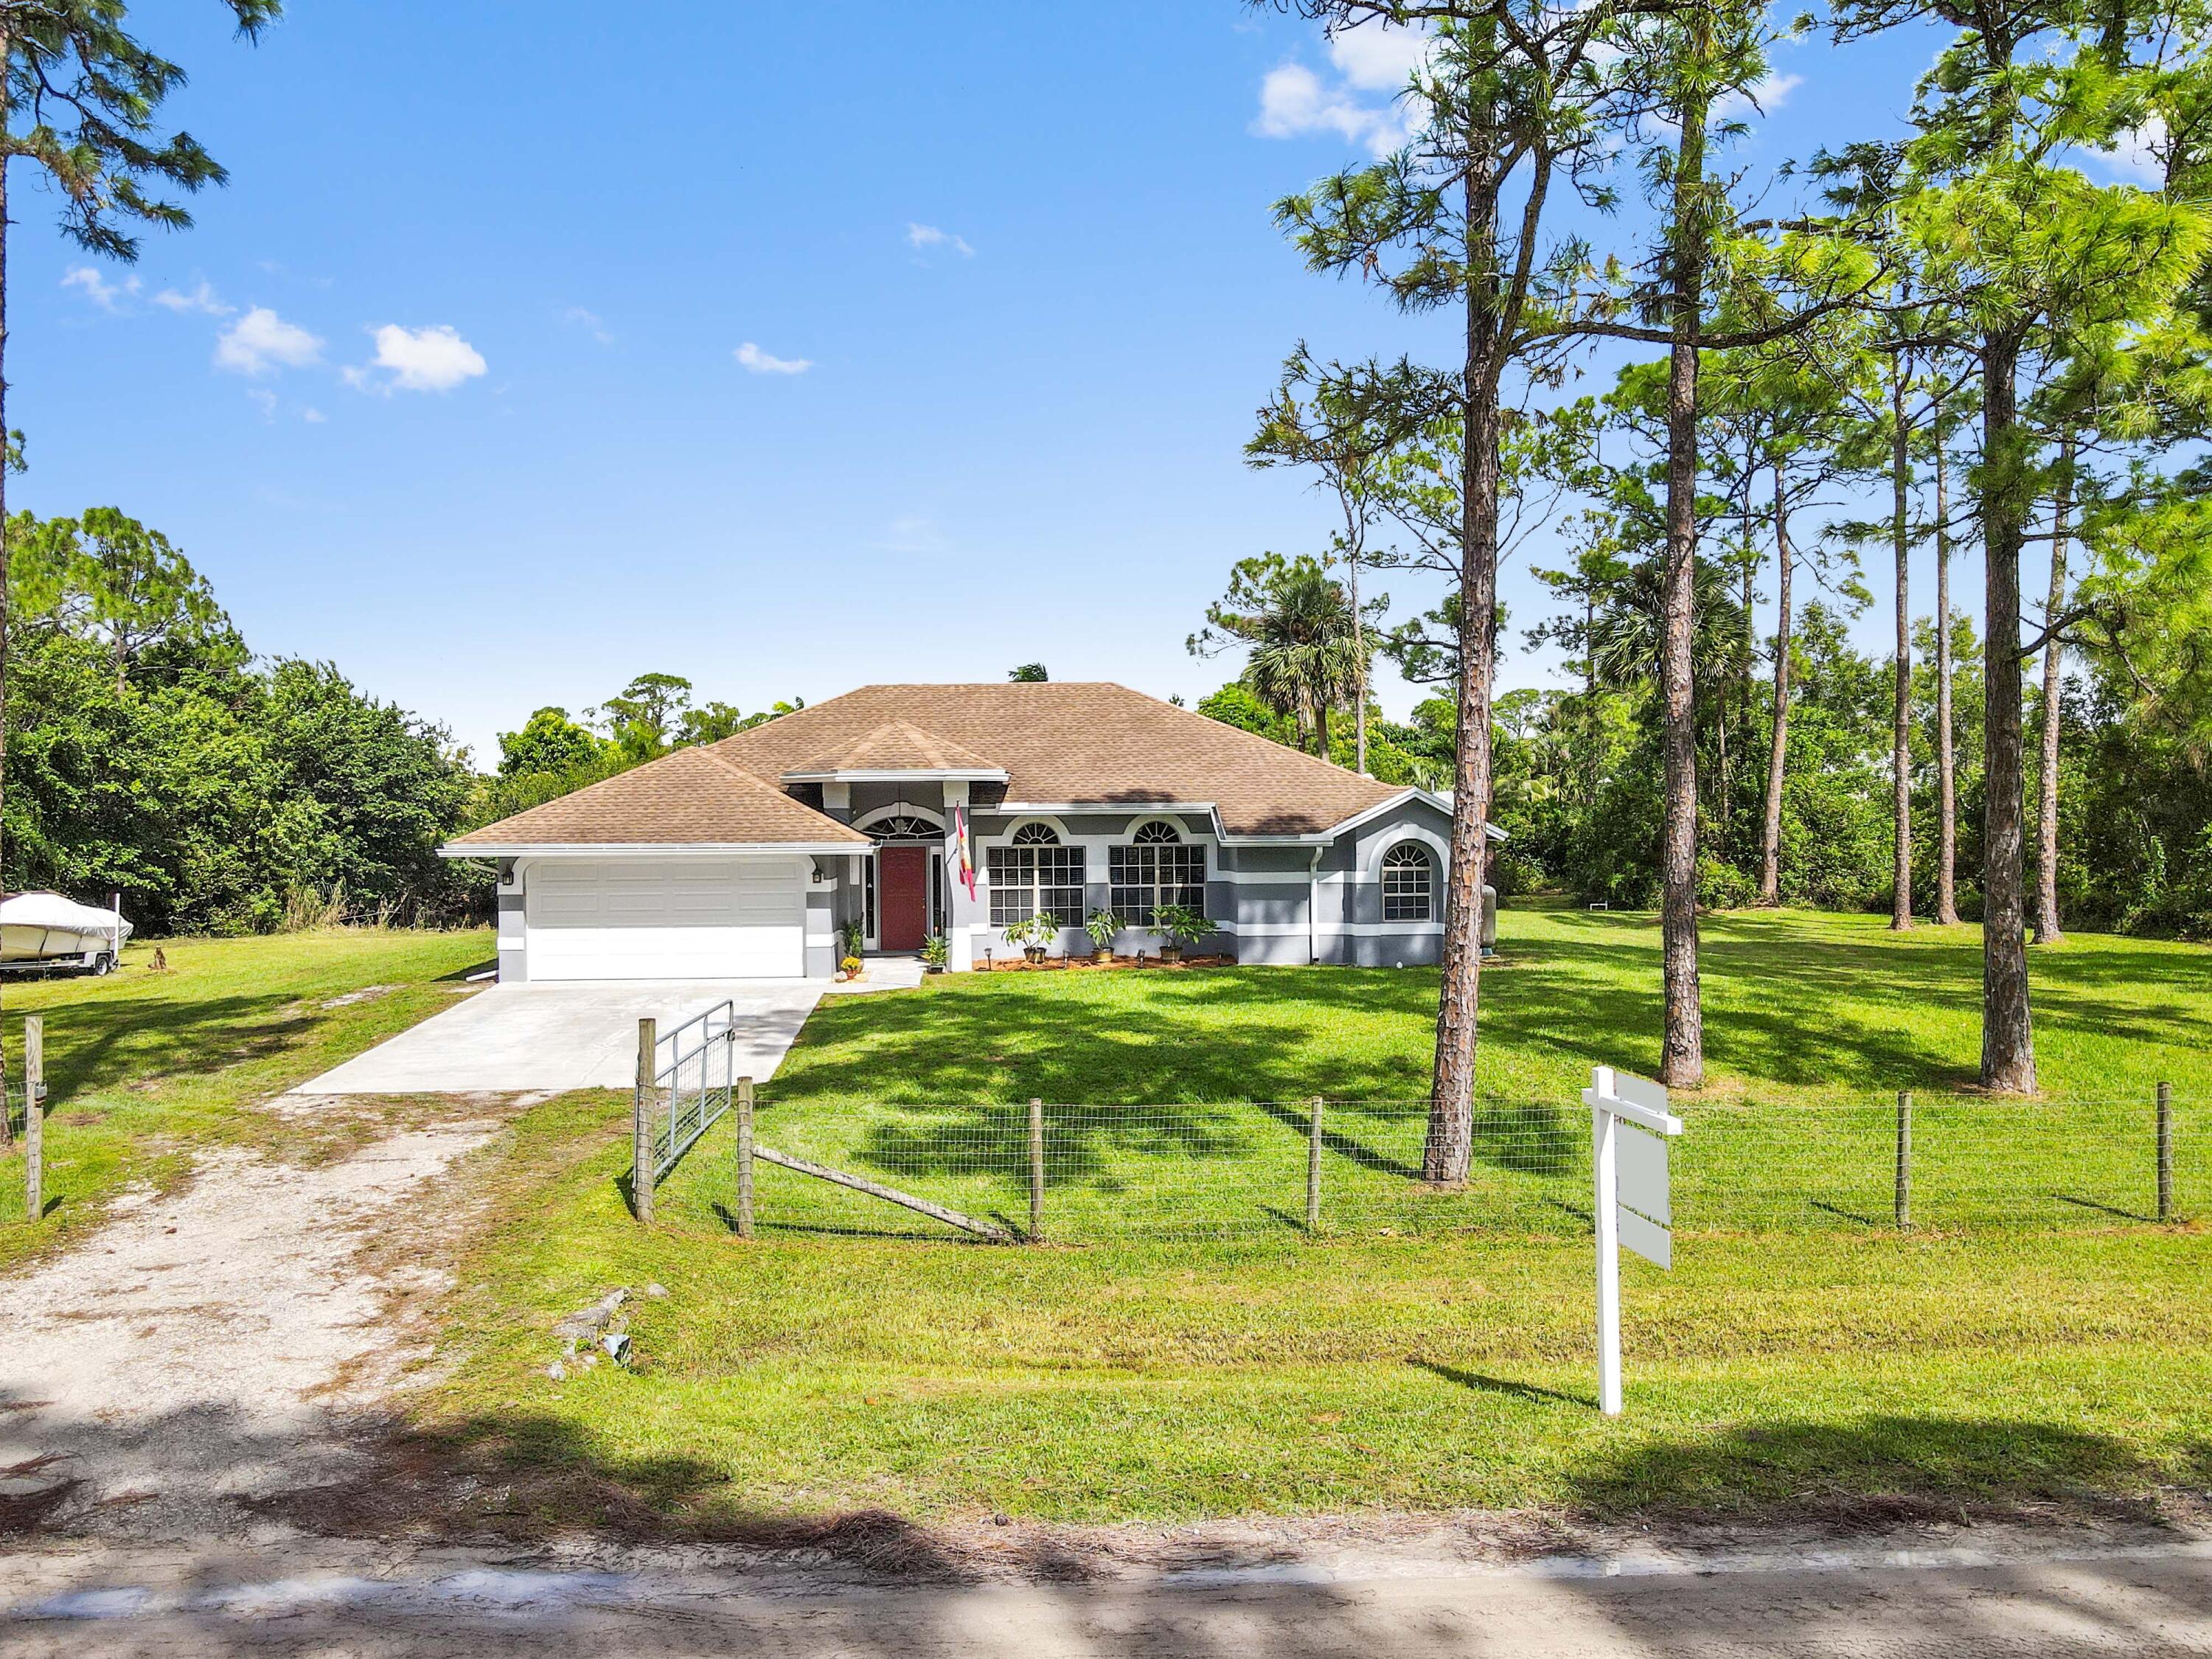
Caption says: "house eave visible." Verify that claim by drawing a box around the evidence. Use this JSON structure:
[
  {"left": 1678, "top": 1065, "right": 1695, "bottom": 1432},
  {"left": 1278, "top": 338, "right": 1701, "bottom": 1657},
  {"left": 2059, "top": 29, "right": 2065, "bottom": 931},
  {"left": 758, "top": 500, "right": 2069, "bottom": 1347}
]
[
  {"left": 780, "top": 767, "right": 1011, "bottom": 785},
  {"left": 438, "top": 840, "right": 872, "bottom": 860}
]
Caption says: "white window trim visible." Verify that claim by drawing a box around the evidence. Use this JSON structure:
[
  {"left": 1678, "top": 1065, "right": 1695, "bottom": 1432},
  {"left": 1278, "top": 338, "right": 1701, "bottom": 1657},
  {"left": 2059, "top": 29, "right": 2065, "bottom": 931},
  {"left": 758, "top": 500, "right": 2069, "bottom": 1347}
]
[
  {"left": 1109, "top": 818, "right": 1208, "bottom": 925},
  {"left": 1380, "top": 840, "right": 1438, "bottom": 925},
  {"left": 1365, "top": 824, "right": 1452, "bottom": 879},
  {"left": 855, "top": 801, "right": 947, "bottom": 835}
]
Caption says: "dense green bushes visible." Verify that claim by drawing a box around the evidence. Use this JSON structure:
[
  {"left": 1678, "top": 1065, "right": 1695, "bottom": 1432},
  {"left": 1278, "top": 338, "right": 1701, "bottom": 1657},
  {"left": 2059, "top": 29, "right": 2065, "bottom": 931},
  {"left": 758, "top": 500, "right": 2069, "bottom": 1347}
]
[{"left": 4, "top": 509, "right": 479, "bottom": 933}]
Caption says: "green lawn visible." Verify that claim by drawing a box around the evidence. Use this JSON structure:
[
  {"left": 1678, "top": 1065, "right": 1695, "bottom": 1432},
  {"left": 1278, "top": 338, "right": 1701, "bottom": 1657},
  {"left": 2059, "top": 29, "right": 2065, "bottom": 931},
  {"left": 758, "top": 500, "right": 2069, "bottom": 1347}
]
[
  {"left": 0, "top": 928, "right": 495, "bottom": 1257},
  {"left": 422, "top": 904, "right": 2212, "bottom": 1532}
]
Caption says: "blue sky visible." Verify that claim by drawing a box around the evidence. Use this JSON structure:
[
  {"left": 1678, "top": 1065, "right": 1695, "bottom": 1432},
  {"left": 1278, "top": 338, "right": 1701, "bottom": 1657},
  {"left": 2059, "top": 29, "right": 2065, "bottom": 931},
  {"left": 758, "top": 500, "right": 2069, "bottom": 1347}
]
[{"left": 21, "top": 2, "right": 2000, "bottom": 765}]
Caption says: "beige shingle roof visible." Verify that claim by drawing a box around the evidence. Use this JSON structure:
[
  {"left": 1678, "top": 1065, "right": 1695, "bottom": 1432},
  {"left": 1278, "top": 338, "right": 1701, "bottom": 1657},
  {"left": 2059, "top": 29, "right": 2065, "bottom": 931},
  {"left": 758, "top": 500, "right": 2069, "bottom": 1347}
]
[
  {"left": 451, "top": 684, "right": 1413, "bottom": 850},
  {"left": 447, "top": 743, "right": 869, "bottom": 849},
  {"left": 782, "top": 720, "right": 1007, "bottom": 778},
  {"left": 714, "top": 683, "right": 1403, "bottom": 837}
]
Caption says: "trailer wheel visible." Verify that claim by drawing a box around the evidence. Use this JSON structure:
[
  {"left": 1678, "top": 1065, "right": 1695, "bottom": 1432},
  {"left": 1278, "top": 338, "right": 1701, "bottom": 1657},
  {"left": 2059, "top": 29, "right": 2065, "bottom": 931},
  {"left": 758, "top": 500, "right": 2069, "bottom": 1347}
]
[{"left": 91, "top": 952, "right": 115, "bottom": 977}]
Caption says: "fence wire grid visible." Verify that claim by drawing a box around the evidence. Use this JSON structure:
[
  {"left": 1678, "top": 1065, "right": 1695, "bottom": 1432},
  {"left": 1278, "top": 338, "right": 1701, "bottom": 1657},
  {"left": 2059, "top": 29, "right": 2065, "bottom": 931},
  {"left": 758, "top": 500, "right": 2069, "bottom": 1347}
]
[{"left": 652, "top": 1092, "right": 2201, "bottom": 1243}]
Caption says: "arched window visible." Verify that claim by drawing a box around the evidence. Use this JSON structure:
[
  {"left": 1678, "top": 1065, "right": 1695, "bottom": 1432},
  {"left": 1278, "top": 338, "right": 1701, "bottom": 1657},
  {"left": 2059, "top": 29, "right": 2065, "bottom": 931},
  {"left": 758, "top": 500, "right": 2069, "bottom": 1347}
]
[
  {"left": 1111, "top": 820, "right": 1206, "bottom": 924},
  {"left": 1381, "top": 842, "right": 1433, "bottom": 922},
  {"left": 990, "top": 823, "right": 1085, "bottom": 925},
  {"left": 868, "top": 815, "right": 940, "bottom": 841}
]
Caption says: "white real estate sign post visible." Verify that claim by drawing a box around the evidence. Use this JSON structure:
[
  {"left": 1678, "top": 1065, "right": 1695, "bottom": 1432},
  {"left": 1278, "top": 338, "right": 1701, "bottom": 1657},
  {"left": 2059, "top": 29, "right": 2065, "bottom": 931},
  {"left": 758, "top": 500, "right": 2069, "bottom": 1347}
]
[{"left": 1584, "top": 1064, "right": 1684, "bottom": 1416}]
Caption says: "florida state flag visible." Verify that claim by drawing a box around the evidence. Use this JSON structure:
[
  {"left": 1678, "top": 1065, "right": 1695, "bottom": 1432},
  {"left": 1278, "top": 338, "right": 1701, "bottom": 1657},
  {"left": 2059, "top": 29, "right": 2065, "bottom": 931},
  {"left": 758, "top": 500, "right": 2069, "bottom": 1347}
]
[{"left": 953, "top": 804, "right": 978, "bottom": 899}]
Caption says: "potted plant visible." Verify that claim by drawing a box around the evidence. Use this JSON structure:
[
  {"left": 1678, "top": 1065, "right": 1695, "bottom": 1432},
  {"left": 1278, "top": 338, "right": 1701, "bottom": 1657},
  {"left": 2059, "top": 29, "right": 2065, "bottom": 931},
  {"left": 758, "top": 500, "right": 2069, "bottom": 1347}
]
[
  {"left": 840, "top": 920, "right": 864, "bottom": 962},
  {"left": 1082, "top": 907, "right": 1123, "bottom": 964},
  {"left": 1003, "top": 911, "right": 1058, "bottom": 965},
  {"left": 838, "top": 953, "right": 863, "bottom": 981},
  {"left": 919, "top": 933, "right": 950, "bottom": 973},
  {"left": 1149, "top": 903, "right": 1210, "bottom": 964}
]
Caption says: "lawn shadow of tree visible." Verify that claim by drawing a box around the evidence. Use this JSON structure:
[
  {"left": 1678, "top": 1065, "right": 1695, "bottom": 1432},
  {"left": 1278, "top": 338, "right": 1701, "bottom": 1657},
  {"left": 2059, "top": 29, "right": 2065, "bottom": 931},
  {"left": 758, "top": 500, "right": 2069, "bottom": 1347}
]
[
  {"left": 1565, "top": 1413, "right": 2205, "bottom": 1523},
  {"left": 29, "top": 990, "right": 321, "bottom": 1101}
]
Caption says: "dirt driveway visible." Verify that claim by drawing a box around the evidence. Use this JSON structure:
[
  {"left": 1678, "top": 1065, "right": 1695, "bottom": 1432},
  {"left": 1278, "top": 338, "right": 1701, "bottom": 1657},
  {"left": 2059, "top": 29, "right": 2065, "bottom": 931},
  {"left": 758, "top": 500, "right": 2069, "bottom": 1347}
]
[{"left": 0, "top": 1108, "right": 508, "bottom": 1539}]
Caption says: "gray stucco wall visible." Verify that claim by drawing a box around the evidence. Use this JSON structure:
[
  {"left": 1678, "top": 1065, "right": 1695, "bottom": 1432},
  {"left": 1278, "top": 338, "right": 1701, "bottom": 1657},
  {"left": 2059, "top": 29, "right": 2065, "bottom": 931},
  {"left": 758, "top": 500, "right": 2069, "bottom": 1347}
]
[
  {"left": 804, "top": 882, "right": 838, "bottom": 978},
  {"left": 813, "top": 792, "right": 1475, "bottom": 971},
  {"left": 495, "top": 860, "right": 527, "bottom": 982}
]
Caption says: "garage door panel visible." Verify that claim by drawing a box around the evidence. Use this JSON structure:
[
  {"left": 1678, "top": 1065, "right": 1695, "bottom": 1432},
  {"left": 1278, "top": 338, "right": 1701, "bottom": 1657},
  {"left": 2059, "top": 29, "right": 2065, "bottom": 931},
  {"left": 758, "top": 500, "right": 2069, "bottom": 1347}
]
[{"left": 525, "top": 858, "right": 806, "bottom": 979}]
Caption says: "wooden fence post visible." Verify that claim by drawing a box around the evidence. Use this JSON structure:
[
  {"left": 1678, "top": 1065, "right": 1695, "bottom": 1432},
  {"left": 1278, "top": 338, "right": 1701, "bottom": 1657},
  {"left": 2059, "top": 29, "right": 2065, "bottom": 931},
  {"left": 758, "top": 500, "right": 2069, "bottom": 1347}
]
[
  {"left": 735, "top": 1076, "right": 756, "bottom": 1239},
  {"left": 1306, "top": 1097, "right": 1324, "bottom": 1234},
  {"left": 1029, "top": 1098, "right": 1045, "bottom": 1242},
  {"left": 1893, "top": 1091, "right": 1912, "bottom": 1233},
  {"left": 2157, "top": 1081, "right": 2174, "bottom": 1224},
  {"left": 632, "top": 1017, "right": 656, "bottom": 1224},
  {"left": 24, "top": 1018, "right": 44, "bottom": 1222}
]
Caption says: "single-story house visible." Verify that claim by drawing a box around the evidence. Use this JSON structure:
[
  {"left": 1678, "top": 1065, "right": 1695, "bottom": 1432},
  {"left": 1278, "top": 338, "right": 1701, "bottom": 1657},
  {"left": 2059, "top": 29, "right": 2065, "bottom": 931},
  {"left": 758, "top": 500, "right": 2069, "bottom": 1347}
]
[{"left": 440, "top": 681, "right": 1501, "bottom": 981}]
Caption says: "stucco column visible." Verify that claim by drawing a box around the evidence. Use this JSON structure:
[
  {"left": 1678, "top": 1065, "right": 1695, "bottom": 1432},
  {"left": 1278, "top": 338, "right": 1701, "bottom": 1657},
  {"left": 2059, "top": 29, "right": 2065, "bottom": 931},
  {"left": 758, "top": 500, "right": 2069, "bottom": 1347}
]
[{"left": 943, "top": 780, "right": 981, "bottom": 970}]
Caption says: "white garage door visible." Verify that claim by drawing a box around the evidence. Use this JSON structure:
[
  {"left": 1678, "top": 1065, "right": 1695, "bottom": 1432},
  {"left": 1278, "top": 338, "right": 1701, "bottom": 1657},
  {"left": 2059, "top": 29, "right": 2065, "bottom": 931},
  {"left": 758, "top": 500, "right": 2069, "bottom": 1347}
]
[{"left": 524, "top": 858, "right": 807, "bottom": 981}]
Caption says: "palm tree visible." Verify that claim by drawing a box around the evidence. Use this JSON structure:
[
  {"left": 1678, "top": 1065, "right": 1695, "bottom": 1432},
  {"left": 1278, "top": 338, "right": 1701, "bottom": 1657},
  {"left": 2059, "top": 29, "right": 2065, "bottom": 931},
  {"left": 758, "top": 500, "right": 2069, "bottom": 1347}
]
[
  {"left": 1590, "top": 555, "right": 1751, "bottom": 694},
  {"left": 1225, "top": 560, "right": 1366, "bottom": 760}
]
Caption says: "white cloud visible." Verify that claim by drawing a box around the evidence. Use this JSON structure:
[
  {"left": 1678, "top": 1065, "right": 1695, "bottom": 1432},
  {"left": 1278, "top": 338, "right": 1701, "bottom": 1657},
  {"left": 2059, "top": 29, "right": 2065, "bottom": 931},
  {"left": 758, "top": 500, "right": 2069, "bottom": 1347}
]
[
  {"left": 1717, "top": 71, "right": 1804, "bottom": 120},
  {"left": 907, "top": 223, "right": 975, "bottom": 257},
  {"left": 2103, "top": 114, "right": 2168, "bottom": 184},
  {"left": 735, "top": 341, "right": 812, "bottom": 375},
  {"left": 302, "top": 406, "right": 327, "bottom": 424},
  {"left": 63, "top": 266, "right": 139, "bottom": 311},
  {"left": 1327, "top": 19, "right": 1431, "bottom": 91},
  {"left": 1253, "top": 22, "right": 1430, "bottom": 157},
  {"left": 215, "top": 307, "right": 324, "bottom": 375},
  {"left": 353, "top": 323, "right": 488, "bottom": 392},
  {"left": 153, "top": 280, "right": 234, "bottom": 316},
  {"left": 560, "top": 304, "right": 613, "bottom": 344},
  {"left": 246, "top": 388, "right": 277, "bottom": 419}
]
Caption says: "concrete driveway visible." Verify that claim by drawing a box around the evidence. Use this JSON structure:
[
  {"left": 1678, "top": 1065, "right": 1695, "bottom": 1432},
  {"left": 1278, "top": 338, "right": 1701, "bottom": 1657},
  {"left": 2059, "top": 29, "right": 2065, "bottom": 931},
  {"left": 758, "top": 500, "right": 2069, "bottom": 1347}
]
[{"left": 291, "top": 981, "right": 825, "bottom": 1095}]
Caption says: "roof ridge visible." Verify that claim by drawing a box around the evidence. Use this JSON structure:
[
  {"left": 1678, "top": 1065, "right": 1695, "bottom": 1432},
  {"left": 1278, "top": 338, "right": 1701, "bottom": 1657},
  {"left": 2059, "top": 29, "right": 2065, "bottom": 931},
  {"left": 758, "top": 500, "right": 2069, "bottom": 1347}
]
[{"left": 695, "top": 745, "right": 780, "bottom": 789}]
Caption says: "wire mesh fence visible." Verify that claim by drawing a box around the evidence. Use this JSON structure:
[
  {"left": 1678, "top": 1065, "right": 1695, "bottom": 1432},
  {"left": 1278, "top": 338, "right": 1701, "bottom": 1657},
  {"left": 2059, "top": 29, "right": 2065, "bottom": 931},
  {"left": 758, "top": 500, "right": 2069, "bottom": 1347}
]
[
  {"left": 655, "top": 1091, "right": 2202, "bottom": 1242},
  {"left": 0, "top": 1070, "right": 45, "bottom": 1228},
  {"left": 644, "top": 1002, "right": 737, "bottom": 1185}
]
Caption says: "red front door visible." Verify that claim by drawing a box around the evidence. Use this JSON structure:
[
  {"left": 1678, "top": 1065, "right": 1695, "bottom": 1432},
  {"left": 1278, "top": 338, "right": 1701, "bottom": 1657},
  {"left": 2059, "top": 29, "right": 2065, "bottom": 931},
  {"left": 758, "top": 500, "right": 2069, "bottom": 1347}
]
[{"left": 878, "top": 846, "right": 929, "bottom": 951}]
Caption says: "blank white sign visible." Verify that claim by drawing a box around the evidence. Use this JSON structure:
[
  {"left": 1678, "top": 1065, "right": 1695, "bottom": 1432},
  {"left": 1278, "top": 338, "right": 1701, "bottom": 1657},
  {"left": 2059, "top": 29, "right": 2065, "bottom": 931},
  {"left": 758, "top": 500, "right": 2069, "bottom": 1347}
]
[
  {"left": 1613, "top": 1070, "right": 1669, "bottom": 1113},
  {"left": 1618, "top": 1123, "right": 1670, "bottom": 1225},
  {"left": 1618, "top": 1203, "right": 1672, "bottom": 1270}
]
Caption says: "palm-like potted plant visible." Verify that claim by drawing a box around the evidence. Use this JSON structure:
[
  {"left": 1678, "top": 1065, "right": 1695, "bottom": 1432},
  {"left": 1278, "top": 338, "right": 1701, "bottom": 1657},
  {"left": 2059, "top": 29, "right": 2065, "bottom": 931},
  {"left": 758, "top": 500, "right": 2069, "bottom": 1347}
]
[
  {"left": 919, "top": 933, "right": 950, "bottom": 973},
  {"left": 1082, "top": 907, "right": 1122, "bottom": 964},
  {"left": 1149, "top": 903, "right": 1210, "bottom": 964},
  {"left": 1003, "top": 911, "right": 1059, "bottom": 965}
]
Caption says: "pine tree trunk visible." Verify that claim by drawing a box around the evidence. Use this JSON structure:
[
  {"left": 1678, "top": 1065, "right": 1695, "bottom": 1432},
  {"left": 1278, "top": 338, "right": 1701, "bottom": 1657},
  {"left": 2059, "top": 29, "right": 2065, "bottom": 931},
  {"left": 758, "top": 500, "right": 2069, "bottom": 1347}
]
[
  {"left": 1427, "top": 159, "right": 1506, "bottom": 1184},
  {"left": 1656, "top": 12, "right": 1709, "bottom": 1090},
  {"left": 1758, "top": 463, "right": 1792, "bottom": 907},
  {"left": 1980, "top": 327, "right": 2037, "bottom": 1093},
  {"left": 1890, "top": 359, "right": 1913, "bottom": 930},
  {"left": 1934, "top": 439, "right": 1960, "bottom": 925},
  {"left": 1349, "top": 549, "right": 1367, "bottom": 775},
  {"left": 2032, "top": 433, "right": 2073, "bottom": 945}
]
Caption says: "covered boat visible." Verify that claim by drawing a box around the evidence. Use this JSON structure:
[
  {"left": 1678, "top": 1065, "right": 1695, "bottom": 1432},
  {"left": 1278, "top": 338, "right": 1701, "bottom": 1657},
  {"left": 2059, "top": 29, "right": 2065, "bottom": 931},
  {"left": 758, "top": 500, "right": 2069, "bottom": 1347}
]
[{"left": 0, "top": 892, "right": 131, "bottom": 974}]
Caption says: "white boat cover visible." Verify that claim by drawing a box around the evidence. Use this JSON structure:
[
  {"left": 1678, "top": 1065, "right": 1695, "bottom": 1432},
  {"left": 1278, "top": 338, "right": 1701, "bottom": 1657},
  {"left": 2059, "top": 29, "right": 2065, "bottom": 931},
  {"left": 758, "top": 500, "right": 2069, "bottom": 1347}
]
[{"left": 0, "top": 892, "right": 133, "bottom": 941}]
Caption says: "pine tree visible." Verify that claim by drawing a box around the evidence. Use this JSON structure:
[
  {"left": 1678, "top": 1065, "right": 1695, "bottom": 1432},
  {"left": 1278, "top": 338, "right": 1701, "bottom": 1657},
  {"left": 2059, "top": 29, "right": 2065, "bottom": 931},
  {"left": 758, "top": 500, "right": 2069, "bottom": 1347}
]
[{"left": 0, "top": 0, "right": 277, "bottom": 1086}]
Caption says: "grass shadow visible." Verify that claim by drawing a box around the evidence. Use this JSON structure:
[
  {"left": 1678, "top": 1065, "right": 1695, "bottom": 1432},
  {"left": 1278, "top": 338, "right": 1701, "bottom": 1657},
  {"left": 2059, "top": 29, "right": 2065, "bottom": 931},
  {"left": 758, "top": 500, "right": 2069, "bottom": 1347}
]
[
  {"left": 1408, "top": 1357, "right": 1594, "bottom": 1410},
  {"left": 1810, "top": 1200, "right": 1883, "bottom": 1228},
  {"left": 1568, "top": 1414, "right": 2201, "bottom": 1521},
  {"left": 2052, "top": 1192, "right": 2156, "bottom": 1222}
]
